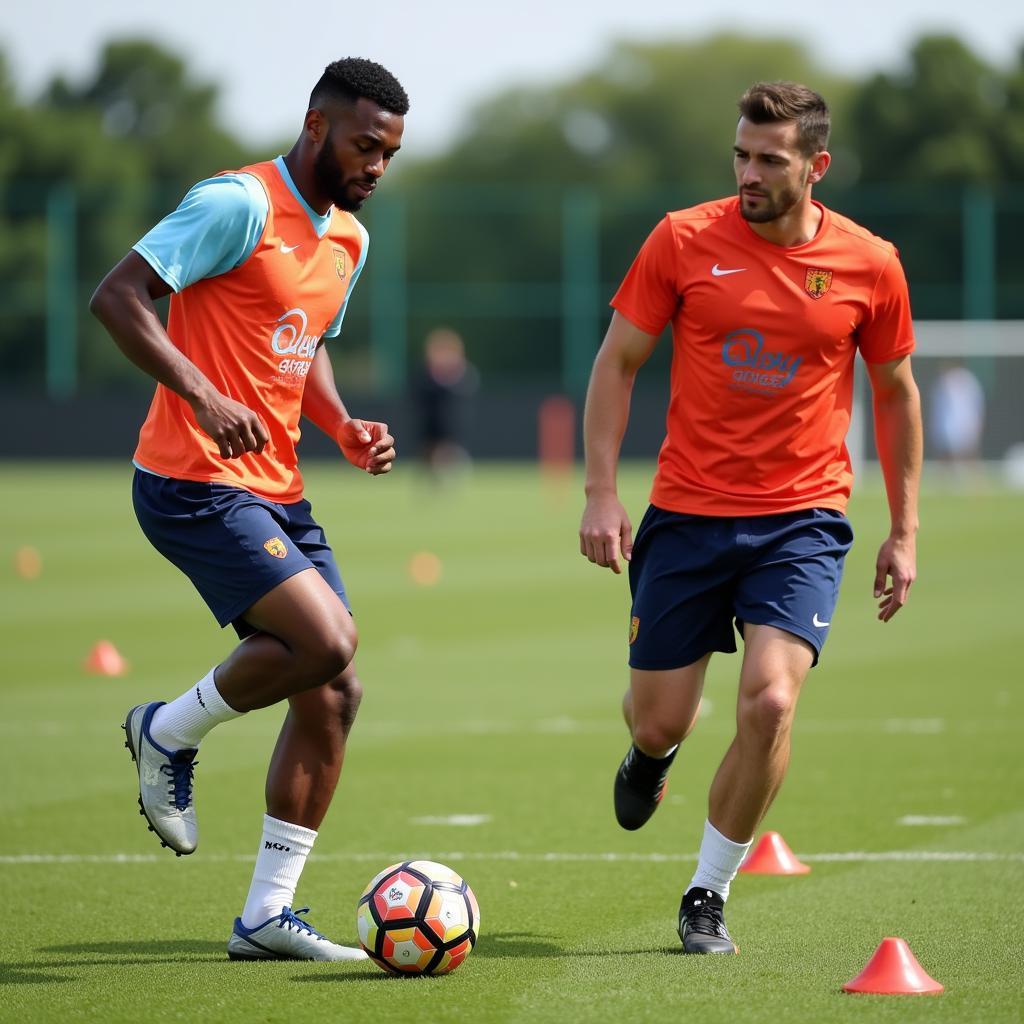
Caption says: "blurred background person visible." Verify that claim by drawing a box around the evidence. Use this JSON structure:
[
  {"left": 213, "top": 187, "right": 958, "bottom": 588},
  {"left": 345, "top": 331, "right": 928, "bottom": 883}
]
[
  {"left": 928, "top": 360, "right": 985, "bottom": 479},
  {"left": 414, "top": 326, "right": 478, "bottom": 482}
]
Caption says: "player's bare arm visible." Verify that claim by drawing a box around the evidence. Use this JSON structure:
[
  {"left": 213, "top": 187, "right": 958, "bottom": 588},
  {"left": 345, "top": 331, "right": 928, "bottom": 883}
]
[
  {"left": 580, "top": 312, "right": 660, "bottom": 574},
  {"left": 865, "top": 355, "right": 922, "bottom": 622},
  {"left": 89, "top": 252, "right": 269, "bottom": 459},
  {"left": 302, "top": 342, "right": 395, "bottom": 475}
]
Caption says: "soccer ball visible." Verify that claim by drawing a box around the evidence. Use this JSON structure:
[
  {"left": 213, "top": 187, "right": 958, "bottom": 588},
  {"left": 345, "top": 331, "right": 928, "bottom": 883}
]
[{"left": 356, "top": 860, "right": 480, "bottom": 975}]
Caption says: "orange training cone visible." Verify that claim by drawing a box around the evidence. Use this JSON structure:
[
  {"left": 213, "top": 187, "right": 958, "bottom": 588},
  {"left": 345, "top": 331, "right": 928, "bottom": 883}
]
[
  {"left": 843, "top": 937, "right": 944, "bottom": 995},
  {"left": 14, "top": 545, "right": 42, "bottom": 579},
  {"left": 408, "top": 551, "right": 442, "bottom": 586},
  {"left": 739, "top": 831, "right": 811, "bottom": 875},
  {"left": 83, "top": 640, "right": 128, "bottom": 677}
]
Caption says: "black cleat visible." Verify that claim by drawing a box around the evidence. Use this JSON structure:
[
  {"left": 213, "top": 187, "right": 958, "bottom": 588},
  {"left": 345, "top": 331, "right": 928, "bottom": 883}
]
[
  {"left": 678, "top": 888, "right": 737, "bottom": 954},
  {"left": 613, "top": 743, "right": 677, "bottom": 830}
]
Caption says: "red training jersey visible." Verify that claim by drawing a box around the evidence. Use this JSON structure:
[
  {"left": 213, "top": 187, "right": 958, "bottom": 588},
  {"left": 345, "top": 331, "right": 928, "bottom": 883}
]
[
  {"left": 611, "top": 196, "right": 914, "bottom": 516},
  {"left": 134, "top": 160, "right": 365, "bottom": 502}
]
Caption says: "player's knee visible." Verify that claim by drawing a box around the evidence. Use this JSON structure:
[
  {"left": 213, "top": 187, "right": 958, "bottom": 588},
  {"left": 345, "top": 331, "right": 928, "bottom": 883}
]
[
  {"left": 740, "top": 685, "right": 795, "bottom": 744},
  {"left": 316, "top": 633, "right": 357, "bottom": 683},
  {"left": 300, "top": 619, "right": 358, "bottom": 687},
  {"left": 632, "top": 720, "right": 684, "bottom": 757}
]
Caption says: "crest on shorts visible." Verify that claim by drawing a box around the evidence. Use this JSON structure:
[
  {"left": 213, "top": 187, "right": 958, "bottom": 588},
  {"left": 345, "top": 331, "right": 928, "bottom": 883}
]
[
  {"left": 804, "top": 268, "right": 833, "bottom": 299},
  {"left": 263, "top": 537, "right": 288, "bottom": 559},
  {"left": 333, "top": 247, "right": 347, "bottom": 280},
  {"left": 629, "top": 616, "right": 640, "bottom": 645}
]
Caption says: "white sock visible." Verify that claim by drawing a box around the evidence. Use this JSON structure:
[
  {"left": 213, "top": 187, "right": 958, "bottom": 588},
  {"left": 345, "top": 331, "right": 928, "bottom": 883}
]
[
  {"left": 149, "top": 668, "right": 243, "bottom": 750},
  {"left": 241, "top": 815, "right": 317, "bottom": 928},
  {"left": 688, "top": 818, "right": 753, "bottom": 902}
]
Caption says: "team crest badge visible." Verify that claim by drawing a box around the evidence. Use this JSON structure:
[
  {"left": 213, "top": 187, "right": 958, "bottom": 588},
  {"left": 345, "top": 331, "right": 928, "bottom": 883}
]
[
  {"left": 629, "top": 616, "right": 640, "bottom": 645},
  {"left": 804, "top": 268, "right": 833, "bottom": 299},
  {"left": 333, "top": 247, "right": 347, "bottom": 280},
  {"left": 263, "top": 537, "right": 288, "bottom": 559}
]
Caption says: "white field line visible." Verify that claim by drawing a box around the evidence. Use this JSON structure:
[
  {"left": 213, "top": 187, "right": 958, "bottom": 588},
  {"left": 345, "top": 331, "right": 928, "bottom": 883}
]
[
  {"left": 0, "top": 717, "right": 958, "bottom": 738},
  {"left": 410, "top": 815, "right": 492, "bottom": 826},
  {"left": 1, "top": 849, "right": 1022, "bottom": 866},
  {"left": 898, "top": 815, "right": 967, "bottom": 826}
]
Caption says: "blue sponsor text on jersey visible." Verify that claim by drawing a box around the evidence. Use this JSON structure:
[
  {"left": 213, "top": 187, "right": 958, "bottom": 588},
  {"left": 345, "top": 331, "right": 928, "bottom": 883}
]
[{"left": 721, "top": 329, "right": 802, "bottom": 391}]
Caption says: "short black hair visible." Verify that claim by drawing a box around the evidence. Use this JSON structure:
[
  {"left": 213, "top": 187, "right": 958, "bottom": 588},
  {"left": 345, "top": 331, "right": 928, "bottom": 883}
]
[
  {"left": 310, "top": 58, "right": 409, "bottom": 115},
  {"left": 738, "top": 81, "right": 830, "bottom": 155}
]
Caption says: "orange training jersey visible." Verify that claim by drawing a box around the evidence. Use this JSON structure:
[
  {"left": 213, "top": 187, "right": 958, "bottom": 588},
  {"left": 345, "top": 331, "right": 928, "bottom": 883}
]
[
  {"left": 134, "top": 160, "right": 365, "bottom": 502},
  {"left": 611, "top": 196, "right": 914, "bottom": 516}
]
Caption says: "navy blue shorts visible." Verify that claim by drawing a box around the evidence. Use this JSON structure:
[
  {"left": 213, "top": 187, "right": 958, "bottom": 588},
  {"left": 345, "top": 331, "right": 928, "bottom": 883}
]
[
  {"left": 132, "top": 470, "right": 349, "bottom": 636},
  {"left": 627, "top": 506, "right": 854, "bottom": 670}
]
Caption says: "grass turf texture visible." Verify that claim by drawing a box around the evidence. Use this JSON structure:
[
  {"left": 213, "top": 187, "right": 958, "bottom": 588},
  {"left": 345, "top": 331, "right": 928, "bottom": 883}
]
[{"left": 1, "top": 460, "right": 1021, "bottom": 1023}]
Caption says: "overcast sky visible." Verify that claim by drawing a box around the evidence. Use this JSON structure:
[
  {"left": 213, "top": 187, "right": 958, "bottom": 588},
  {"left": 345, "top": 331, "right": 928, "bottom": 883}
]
[{"left": 3, "top": 0, "right": 1022, "bottom": 154}]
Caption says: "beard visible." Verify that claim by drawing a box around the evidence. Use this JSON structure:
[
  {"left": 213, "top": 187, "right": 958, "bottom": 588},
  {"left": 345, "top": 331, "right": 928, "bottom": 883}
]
[
  {"left": 313, "top": 134, "right": 364, "bottom": 212},
  {"left": 738, "top": 181, "right": 804, "bottom": 223}
]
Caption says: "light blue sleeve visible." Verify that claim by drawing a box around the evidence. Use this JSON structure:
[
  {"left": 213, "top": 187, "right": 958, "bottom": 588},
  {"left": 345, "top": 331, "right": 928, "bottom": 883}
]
[
  {"left": 132, "top": 174, "right": 269, "bottom": 292},
  {"left": 325, "top": 221, "right": 370, "bottom": 338}
]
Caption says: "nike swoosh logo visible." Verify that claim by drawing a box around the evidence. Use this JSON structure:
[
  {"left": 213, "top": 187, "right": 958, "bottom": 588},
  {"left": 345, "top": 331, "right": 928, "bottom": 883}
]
[
  {"left": 711, "top": 264, "right": 747, "bottom": 276},
  {"left": 812, "top": 614, "right": 831, "bottom": 628},
  {"left": 280, "top": 243, "right": 300, "bottom": 254}
]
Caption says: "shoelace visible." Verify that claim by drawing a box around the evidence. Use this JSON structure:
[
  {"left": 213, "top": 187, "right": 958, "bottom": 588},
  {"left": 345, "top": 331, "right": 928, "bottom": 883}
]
[
  {"left": 161, "top": 754, "right": 197, "bottom": 811},
  {"left": 277, "top": 907, "right": 327, "bottom": 941},
  {"left": 684, "top": 900, "right": 728, "bottom": 938}
]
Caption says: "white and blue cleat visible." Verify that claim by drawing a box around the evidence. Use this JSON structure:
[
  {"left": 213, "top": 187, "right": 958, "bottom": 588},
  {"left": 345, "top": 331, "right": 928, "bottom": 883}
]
[
  {"left": 122, "top": 701, "right": 198, "bottom": 856},
  {"left": 227, "top": 907, "right": 369, "bottom": 962}
]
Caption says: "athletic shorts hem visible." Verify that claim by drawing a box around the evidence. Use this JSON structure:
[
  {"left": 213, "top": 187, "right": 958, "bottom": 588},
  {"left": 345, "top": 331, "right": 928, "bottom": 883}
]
[
  {"left": 739, "top": 616, "right": 825, "bottom": 666},
  {"left": 214, "top": 563, "right": 318, "bottom": 629},
  {"left": 628, "top": 642, "right": 735, "bottom": 672}
]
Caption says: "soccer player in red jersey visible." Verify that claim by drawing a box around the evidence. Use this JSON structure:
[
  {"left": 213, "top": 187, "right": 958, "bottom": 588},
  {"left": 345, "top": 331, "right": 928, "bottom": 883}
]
[
  {"left": 91, "top": 59, "right": 407, "bottom": 960},
  {"left": 579, "top": 82, "right": 922, "bottom": 953}
]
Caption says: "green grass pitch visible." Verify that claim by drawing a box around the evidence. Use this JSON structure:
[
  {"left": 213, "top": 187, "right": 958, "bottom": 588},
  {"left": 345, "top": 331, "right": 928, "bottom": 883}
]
[{"left": 1, "top": 460, "right": 1022, "bottom": 1023}]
